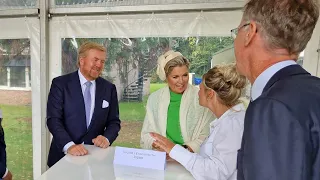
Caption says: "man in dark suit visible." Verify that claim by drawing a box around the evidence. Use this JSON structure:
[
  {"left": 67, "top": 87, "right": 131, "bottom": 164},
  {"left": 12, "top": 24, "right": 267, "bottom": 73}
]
[
  {"left": 232, "top": 0, "right": 320, "bottom": 179},
  {"left": 0, "top": 110, "right": 12, "bottom": 180},
  {"left": 47, "top": 41, "right": 121, "bottom": 167}
]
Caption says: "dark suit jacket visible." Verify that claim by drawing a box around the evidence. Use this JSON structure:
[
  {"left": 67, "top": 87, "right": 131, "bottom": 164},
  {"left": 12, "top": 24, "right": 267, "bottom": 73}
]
[
  {"left": 47, "top": 71, "right": 121, "bottom": 167},
  {"left": 0, "top": 118, "right": 7, "bottom": 177},
  {"left": 237, "top": 65, "right": 320, "bottom": 180}
]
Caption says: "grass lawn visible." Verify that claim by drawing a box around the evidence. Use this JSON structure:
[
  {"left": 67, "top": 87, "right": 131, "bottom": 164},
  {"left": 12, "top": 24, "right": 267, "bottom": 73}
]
[
  {"left": 0, "top": 104, "right": 33, "bottom": 180},
  {"left": 119, "top": 102, "right": 146, "bottom": 121},
  {"left": 119, "top": 83, "right": 166, "bottom": 121},
  {"left": 150, "top": 83, "right": 166, "bottom": 94},
  {"left": 0, "top": 83, "right": 167, "bottom": 179}
]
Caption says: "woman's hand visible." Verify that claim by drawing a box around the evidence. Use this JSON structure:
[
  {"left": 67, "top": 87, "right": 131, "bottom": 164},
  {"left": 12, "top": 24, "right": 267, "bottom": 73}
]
[
  {"left": 150, "top": 132, "right": 176, "bottom": 154},
  {"left": 151, "top": 141, "right": 172, "bottom": 160},
  {"left": 152, "top": 142, "right": 165, "bottom": 152}
]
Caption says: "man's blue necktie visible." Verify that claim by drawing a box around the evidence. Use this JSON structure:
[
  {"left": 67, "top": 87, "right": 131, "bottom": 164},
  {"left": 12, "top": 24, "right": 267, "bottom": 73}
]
[{"left": 84, "top": 81, "right": 92, "bottom": 128}]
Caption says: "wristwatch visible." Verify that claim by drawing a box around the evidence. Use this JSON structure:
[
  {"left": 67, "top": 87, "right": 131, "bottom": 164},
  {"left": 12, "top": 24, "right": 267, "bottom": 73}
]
[
  {"left": 182, "top": 145, "right": 194, "bottom": 152},
  {"left": 182, "top": 145, "right": 188, "bottom": 149}
]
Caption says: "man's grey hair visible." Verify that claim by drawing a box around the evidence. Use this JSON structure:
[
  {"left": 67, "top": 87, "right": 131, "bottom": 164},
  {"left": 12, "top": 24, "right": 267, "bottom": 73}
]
[{"left": 243, "top": 0, "right": 319, "bottom": 55}]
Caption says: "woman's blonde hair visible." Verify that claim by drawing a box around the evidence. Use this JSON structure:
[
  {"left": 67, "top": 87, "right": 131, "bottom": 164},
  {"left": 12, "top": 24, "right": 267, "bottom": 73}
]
[
  {"left": 164, "top": 56, "right": 190, "bottom": 77},
  {"left": 203, "top": 63, "right": 247, "bottom": 107}
]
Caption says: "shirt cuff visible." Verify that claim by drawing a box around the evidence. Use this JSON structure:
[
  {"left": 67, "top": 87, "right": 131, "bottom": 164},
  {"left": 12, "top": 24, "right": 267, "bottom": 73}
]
[
  {"left": 2, "top": 168, "right": 8, "bottom": 178},
  {"left": 105, "top": 137, "right": 110, "bottom": 145},
  {"left": 63, "top": 141, "right": 75, "bottom": 154},
  {"left": 169, "top": 144, "right": 193, "bottom": 167}
]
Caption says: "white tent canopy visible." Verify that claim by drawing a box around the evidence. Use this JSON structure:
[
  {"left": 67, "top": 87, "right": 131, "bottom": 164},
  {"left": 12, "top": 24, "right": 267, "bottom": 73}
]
[{"left": 0, "top": 0, "right": 319, "bottom": 179}]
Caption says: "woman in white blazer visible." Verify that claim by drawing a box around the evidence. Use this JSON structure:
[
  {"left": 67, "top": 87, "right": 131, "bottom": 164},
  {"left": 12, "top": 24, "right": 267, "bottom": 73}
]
[
  {"left": 151, "top": 63, "right": 247, "bottom": 180},
  {"left": 140, "top": 50, "right": 214, "bottom": 153}
]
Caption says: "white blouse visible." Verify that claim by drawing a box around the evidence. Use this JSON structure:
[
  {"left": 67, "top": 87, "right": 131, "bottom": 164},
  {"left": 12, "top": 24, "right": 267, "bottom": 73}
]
[{"left": 169, "top": 103, "right": 246, "bottom": 180}]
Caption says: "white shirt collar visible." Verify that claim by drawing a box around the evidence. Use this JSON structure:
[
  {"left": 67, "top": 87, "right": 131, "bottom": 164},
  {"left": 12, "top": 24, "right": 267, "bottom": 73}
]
[
  {"left": 251, "top": 60, "right": 297, "bottom": 101},
  {"left": 210, "top": 103, "right": 245, "bottom": 127},
  {"left": 78, "top": 69, "right": 95, "bottom": 86}
]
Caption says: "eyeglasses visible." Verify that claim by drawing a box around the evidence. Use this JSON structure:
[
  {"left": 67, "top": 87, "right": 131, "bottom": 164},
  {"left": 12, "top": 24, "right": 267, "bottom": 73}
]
[{"left": 231, "top": 23, "right": 250, "bottom": 39}]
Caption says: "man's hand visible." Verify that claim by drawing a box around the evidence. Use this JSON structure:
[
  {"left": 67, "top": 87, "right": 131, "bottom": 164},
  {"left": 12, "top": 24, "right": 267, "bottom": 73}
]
[
  {"left": 67, "top": 144, "right": 88, "bottom": 156},
  {"left": 3, "top": 170, "right": 12, "bottom": 180},
  {"left": 92, "top": 135, "right": 110, "bottom": 148}
]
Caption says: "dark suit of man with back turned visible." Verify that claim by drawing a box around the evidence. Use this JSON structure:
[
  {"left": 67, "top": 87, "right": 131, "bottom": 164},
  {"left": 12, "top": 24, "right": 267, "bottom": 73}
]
[
  {"left": 47, "top": 42, "right": 121, "bottom": 167},
  {"left": 232, "top": 0, "right": 320, "bottom": 179},
  {"left": 0, "top": 110, "right": 12, "bottom": 180}
]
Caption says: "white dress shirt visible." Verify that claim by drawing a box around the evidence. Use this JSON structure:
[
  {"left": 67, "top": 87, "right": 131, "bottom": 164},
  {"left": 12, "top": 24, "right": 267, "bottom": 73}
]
[
  {"left": 78, "top": 69, "right": 96, "bottom": 122},
  {"left": 251, "top": 60, "right": 296, "bottom": 101},
  {"left": 169, "top": 103, "right": 246, "bottom": 180},
  {"left": 62, "top": 70, "right": 96, "bottom": 153}
]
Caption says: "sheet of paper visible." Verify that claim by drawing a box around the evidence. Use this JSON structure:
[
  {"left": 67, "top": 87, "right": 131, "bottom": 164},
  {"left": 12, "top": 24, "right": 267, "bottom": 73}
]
[
  {"left": 114, "top": 164, "right": 164, "bottom": 180},
  {"left": 113, "top": 146, "right": 166, "bottom": 170}
]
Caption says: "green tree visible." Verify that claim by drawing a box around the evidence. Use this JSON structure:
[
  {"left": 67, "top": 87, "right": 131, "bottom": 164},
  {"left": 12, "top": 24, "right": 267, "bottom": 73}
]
[
  {"left": 187, "top": 37, "right": 233, "bottom": 77},
  {"left": 0, "top": 39, "right": 30, "bottom": 85},
  {"left": 61, "top": 36, "right": 233, "bottom": 99}
]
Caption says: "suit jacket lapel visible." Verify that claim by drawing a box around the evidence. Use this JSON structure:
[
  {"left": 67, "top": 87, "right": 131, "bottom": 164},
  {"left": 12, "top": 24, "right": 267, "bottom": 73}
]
[
  {"left": 263, "top": 65, "right": 310, "bottom": 93},
  {"left": 68, "top": 71, "right": 87, "bottom": 131},
  {"left": 87, "top": 77, "right": 104, "bottom": 131}
]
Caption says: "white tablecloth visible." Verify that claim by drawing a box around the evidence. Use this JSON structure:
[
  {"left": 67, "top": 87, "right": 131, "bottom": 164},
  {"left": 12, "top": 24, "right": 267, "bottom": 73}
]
[{"left": 36, "top": 145, "right": 194, "bottom": 180}]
